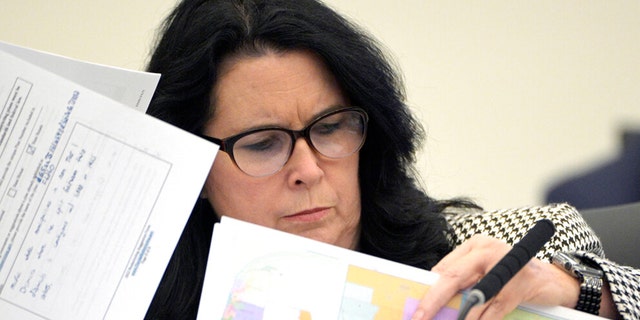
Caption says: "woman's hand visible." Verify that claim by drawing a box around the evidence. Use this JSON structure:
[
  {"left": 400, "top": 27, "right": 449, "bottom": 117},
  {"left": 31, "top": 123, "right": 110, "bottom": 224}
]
[{"left": 410, "top": 234, "right": 581, "bottom": 320}]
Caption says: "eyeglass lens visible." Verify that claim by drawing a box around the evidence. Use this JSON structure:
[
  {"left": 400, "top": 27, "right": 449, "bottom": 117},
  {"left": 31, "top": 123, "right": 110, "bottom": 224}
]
[{"left": 232, "top": 109, "right": 366, "bottom": 176}]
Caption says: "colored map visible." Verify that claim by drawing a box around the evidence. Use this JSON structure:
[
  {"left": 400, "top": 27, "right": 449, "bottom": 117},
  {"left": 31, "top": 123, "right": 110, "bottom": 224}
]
[
  {"left": 204, "top": 218, "right": 598, "bottom": 320},
  {"left": 220, "top": 252, "right": 462, "bottom": 320},
  {"left": 221, "top": 251, "right": 342, "bottom": 320},
  {"left": 341, "top": 265, "right": 461, "bottom": 320}
]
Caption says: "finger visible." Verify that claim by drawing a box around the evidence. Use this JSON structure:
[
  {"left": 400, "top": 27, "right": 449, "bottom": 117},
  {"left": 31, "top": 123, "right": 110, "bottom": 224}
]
[
  {"left": 413, "top": 236, "right": 514, "bottom": 319},
  {"left": 412, "top": 274, "right": 474, "bottom": 320},
  {"left": 430, "top": 236, "right": 478, "bottom": 272},
  {"left": 457, "top": 276, "right": 526, "bottom": 320},
  {"left": 413, "top": 244, "right": 504, "bottom": 319},
  {"left": 431, "top": 235, "right": 509, "bottom": 274},
  {"left": 476, "top": 291, "right": 523, "bottom": 320},
  {"left": 475, "top": 260, "right": 543, "bottom": 320}
]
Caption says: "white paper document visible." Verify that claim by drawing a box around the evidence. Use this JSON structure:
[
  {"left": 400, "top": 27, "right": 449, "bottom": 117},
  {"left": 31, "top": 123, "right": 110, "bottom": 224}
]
[
  {"left": 0, "top": 41, "right": 160, "bottom": 112},
  {"left": 0, "top": 44, "right": 218, "bottom": 319},
  {"left": 199, "top": 217, "right": 606, "bottom": 320}
]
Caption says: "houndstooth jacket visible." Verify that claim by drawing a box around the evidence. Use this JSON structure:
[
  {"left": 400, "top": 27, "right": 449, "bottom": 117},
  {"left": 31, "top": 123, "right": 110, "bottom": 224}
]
[{"left": 444, "top": 203, "right": 640, "bottom": 319}]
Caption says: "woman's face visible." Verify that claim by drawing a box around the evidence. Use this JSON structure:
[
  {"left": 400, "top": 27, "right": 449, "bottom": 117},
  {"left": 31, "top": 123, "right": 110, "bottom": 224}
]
[{"left": 202, "top": 50, "right": 362, "bottom": 249}]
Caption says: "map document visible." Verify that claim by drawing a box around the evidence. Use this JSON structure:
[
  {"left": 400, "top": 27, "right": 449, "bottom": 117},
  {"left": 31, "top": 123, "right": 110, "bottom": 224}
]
[{"left": 200, "top": 217, "right": 606, "bottom": 320}]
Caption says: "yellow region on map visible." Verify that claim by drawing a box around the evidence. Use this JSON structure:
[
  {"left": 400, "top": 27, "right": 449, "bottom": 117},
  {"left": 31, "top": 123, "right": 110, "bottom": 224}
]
[
  {"left": 299, "top": 310, "right": 312, "bottom": 320},
  {"left": 345, "top": 265, "right": 462, "bottom": 319}
]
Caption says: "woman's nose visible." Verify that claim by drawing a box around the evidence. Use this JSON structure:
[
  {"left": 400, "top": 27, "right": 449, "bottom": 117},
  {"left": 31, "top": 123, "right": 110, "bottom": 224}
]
[{"left": 285, "top": 138, "right": 324, "bottom": 187}]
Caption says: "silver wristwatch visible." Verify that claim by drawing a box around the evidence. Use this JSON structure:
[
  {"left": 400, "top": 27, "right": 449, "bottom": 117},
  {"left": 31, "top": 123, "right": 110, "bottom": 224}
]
[{"left": 552, "top": 252, "right": 603, "bottom": 315}]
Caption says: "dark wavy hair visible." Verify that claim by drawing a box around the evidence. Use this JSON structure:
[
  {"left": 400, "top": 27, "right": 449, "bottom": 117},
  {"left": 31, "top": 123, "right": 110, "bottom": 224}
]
[{"left": 145, "top": 0, "right": 477, "bottom": 318}]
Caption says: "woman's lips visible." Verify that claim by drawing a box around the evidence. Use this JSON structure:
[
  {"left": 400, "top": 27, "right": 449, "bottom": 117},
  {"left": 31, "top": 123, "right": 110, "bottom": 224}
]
[{"left": 284, "top": 207, "right": 330, "bottom": 222}]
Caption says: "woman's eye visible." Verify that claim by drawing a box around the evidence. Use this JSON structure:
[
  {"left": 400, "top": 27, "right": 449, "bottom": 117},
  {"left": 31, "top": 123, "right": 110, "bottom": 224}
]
[
  {"left": 241, "top": 138, "right": 277, "bottom": 152},
  {"left": 237, "top": 132, "right": 287, "bottom": 154},
  {"left": 245, "top": 142, "right": 269, "bottom": 152},
  {"left": 314, "top": 122, "right": 341, "bottom": 135}
]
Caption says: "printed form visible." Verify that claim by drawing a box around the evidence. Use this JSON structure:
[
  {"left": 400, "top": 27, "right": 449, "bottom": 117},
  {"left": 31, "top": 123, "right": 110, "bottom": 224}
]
[{"left": 0, "top": 44, "right": 218, "bottom": 319}]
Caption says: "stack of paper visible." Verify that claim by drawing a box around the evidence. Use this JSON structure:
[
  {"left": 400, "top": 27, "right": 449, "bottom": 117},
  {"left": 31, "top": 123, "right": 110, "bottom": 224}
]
[{"left": 0, "top": 41, "right": 218, "bottom": 320}]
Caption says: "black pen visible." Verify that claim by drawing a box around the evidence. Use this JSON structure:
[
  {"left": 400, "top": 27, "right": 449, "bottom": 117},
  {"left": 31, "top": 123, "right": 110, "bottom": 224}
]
[{"left": 456, "top": 219, "right": 556, "bottom": 320}]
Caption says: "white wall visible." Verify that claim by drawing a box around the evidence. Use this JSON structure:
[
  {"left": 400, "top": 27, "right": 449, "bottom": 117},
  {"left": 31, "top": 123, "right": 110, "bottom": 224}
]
[
  {"left": 3, "top": 1, "right": 639, "bottom": 210},
  {"left": 322, "top": 1, "right": 640, "bottom": 209},
  {"left": 0, "top": 1, "right": 177, "bottom": 70}
]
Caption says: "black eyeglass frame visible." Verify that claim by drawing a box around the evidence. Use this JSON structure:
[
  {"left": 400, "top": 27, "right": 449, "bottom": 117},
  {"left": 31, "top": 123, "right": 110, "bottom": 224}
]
[{"left": 200, "top": 107, "right": 369, "bottom": 176}]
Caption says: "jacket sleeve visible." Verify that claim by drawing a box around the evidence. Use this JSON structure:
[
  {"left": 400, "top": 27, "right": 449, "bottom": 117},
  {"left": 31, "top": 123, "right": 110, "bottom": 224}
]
[
  {"left": 444, "top": 203, "right": 639, "bottom": 319},
  {"left": 578, "top": 251, "right": 640, "bottom": 319}
]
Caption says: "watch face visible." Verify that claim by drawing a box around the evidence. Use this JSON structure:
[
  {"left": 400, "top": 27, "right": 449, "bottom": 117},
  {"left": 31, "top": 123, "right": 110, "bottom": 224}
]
[
  {"left": 552, "top": 252, "right": 579, "bottom": 274},
  {"left": 552, "top": 252, "right": 603, "bottom": 278}
]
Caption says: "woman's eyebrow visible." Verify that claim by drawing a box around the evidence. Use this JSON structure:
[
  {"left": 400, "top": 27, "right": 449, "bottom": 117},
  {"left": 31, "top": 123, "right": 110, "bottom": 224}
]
[{"left": 308, "top": 104, "right": 349, "bottom": 120}]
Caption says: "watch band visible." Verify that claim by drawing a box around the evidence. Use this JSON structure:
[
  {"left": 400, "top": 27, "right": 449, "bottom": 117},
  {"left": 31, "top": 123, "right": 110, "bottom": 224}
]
[
  {"left": 576, "top": 270, "right": 603, "bottom": 314},
  {"left": 552, "top": 252, "right": 603, "bottom": 315}
]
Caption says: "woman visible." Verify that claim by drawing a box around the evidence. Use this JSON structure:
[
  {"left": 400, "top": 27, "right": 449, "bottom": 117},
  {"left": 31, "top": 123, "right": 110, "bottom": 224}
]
[{"left": 144, "top": 0, "right": 638, "bottom": 319}]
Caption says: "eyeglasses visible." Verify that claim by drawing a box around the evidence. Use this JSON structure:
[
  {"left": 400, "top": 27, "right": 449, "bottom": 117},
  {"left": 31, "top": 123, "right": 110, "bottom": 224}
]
[{"left": 202, "top": 107, "right": 368, "bottom": 177}]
